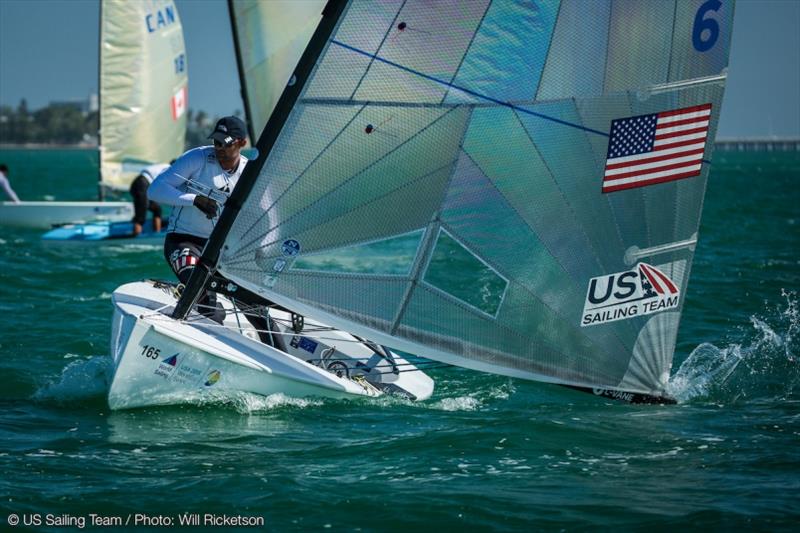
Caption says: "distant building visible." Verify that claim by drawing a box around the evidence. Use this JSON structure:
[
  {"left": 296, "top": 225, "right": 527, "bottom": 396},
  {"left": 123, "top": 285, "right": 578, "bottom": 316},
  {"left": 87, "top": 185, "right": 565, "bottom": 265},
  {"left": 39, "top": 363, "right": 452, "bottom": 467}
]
[{"left": 48, "top": 92, "right": 97, "bottom": 115}]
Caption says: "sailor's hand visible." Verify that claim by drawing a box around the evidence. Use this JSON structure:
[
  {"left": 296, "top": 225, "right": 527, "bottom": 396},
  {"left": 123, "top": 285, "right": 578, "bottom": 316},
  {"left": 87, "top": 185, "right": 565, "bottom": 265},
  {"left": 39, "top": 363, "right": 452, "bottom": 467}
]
[{"left": 193, "top": 195, "right": 218, "bottom": 219}]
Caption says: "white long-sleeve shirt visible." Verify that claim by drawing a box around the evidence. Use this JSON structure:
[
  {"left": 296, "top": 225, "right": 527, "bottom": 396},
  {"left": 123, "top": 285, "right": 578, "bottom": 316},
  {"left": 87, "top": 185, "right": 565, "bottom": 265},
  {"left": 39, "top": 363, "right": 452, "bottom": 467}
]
[
  {"left": 140, "top": 163, "right": 170, "bottom": 184},
  {"left": 0, "top": 171, "right": 20, "bottom": 203},
  {"left": 148, "top": 146, "right": 248, "bottom": 239}
]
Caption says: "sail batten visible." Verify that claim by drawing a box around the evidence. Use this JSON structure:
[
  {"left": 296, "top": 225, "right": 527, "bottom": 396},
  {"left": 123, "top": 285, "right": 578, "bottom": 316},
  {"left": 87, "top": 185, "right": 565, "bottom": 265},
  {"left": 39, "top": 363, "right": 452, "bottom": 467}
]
[{"left": 215, "top": 0, "right": 734, "bottom": 396}]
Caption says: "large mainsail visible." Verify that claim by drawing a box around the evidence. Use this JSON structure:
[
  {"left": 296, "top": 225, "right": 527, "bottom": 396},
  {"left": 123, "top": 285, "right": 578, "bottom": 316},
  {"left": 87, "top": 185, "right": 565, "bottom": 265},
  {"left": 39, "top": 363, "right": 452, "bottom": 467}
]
[
  {"left": 200, "top": 0, "right": 734, "bottom": 399},
  {"left": 99, "top": 0, "right": 188, "bottom": 191},
  {"left": 228, "top": 0, "right": 326, "bottom": 141}
]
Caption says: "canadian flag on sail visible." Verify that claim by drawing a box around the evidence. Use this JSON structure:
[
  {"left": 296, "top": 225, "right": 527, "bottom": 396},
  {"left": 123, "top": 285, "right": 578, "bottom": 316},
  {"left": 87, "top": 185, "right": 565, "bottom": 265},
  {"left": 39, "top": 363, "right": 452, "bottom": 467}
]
[{"left": 171, "top": 86, "right": 187, "bottom": 120}]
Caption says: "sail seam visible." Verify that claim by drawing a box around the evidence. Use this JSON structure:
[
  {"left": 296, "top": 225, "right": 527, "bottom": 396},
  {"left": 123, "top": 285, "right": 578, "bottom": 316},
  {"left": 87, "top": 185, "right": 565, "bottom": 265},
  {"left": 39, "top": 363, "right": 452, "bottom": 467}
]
[
  {"left": 310, "top": 282, "right": 592, "bottom": 380},
  {"left": 571, "top": 96, "right": 628, "bottom": 258},
  {"left": 228, "top": 267, "right": 409, "bottom": 283},
  {"left": 532, "top": 0, "right": 563, "bottom": 100},
  {"left": 610, "top": 93, "right": 651, "bottom": 342},
  {"left": 389, "top": 105, "right": 476, "bottom": 333},
  {"left": 235, "top": 103, "right": 369, "bottom": 245},
  {"left": 410, "top": 281, "right": 615, "bottom": 378},
  {"left": 330, "top": 39, "right": 609, "bottom": 137},
  {"left": 348, "top": 0, "right": 408, "bottom": 101},
  {"left": 510, "top": 110, "right": 605, "bottom": 274},
  {"left": 300, "top": 97, "right": 589, "bottom": 108},
  {"left": 452, "top": 153, "right": 627, "bottom": 366},
  {"left": 438, "top": 0, "right": 493, "bottom": 105},
  {"left": 229, "top": 107, "right": 461, "bottom": 257},
  {"left": 388, "top": 223, "right": 439, "bottom": 335},
  {"left": 600, "top": 1, "right": 613, "bottom": 94},
  {"left": 665, "top": 0, "right": 678, "bottom": 84},
  {"left": 224, "top": 158, "right": 457, "bottom": 265}
]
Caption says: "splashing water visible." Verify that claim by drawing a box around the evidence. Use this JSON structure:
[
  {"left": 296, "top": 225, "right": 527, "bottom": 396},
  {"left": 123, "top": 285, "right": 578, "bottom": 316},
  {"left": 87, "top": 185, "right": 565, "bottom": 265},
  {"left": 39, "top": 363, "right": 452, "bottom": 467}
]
[
  {"left": 197, "top": 391, "right": 324, "bottom": 413},
  {"left": 667, "top": 343, "right": 743, "bottom": 402},
  {"left": 33, "top": 355, "right": 329, "bottom": 412},
  {"left": 34, "top": 356, "right": 114, "bottom": 404},
  {"left": 668, "top": 290, "right": 799, "bottom": 403}
]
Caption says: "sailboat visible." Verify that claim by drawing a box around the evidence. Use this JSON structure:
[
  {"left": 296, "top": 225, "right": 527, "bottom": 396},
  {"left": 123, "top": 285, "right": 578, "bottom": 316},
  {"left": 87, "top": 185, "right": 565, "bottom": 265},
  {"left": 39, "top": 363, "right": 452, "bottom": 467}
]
[
  {"left": 107, "top": 0, "right": 735, "bottom": 409},
  {"left": 1, "top": 0, "right": 188, "bottom": 230}
]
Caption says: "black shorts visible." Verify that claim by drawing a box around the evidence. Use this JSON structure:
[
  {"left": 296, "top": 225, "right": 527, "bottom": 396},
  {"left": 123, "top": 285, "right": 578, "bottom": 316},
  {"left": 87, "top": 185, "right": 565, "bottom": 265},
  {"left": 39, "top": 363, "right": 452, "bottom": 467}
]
[
  {"left": 130, "top": 175, "right": 162, "bottom": 225},
  {"left": 164, "top": 232, "right": 207, "bottom": 283}
]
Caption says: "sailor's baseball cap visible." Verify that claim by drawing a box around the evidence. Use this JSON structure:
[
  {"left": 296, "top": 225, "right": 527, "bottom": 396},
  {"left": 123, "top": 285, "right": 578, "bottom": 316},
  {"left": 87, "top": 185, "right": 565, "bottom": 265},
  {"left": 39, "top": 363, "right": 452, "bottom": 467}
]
[{"left": 208, "top": 116, "right": 247, "bottom": 146}]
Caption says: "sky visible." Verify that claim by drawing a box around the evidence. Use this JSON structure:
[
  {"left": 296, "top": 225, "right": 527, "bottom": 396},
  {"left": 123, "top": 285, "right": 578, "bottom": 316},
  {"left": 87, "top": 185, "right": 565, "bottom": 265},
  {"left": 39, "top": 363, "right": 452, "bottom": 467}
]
[{"left": 0, "top": 0, "right": 798, "bottom": 138}]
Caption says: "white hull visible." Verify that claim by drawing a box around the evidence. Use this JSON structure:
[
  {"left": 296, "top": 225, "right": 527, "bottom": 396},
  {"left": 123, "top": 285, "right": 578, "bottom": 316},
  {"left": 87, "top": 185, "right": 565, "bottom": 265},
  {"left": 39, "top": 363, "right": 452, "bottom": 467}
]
[
  {"left": 108, "top": 281, "right": 434, "bottom": 410},
  {"left": 0, "top": 201, "right": 133, "bottom": 229}
]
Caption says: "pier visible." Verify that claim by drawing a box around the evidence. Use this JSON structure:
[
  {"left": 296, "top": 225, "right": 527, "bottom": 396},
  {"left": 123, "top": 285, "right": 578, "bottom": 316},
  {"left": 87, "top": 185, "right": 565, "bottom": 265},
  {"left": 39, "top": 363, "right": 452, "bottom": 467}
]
[{"left": 715, "top": 137, "right": 800, "bottom": 152}]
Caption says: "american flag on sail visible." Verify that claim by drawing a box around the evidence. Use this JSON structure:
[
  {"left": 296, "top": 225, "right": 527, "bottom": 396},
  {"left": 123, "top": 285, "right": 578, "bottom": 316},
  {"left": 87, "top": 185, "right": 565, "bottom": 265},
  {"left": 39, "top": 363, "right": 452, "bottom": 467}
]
[{"left": 602, "top": 104, "right": 712, "bottom": 193}]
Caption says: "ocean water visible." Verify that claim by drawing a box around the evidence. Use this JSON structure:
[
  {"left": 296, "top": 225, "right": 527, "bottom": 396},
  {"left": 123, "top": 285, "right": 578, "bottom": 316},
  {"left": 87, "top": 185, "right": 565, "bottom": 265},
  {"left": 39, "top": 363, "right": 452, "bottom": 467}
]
[{"left": 0, "top": 148, "right": 798, "bottom": 530}]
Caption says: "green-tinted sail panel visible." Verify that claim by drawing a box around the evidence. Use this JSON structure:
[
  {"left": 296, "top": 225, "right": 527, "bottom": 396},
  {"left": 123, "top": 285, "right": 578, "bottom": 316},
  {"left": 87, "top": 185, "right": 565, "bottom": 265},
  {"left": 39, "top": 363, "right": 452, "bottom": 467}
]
[
  {"left": 603, "top": 0, "right": 675, "bottom": 92},
  {"left": 100, "top": 0, "right": 187, "bottom": 190},
  {"left": 445, "top": 0, "right": 559, "bottom": 104},
  {"left": 230, "top": 0, "right": 325, "bottom": 139},
  {"left": 422, "top": 229, "right": 508, "bottom": 317},
  {"left": 353, "top": 1, "right": 491, "bottom": 103},
  {"left": 292, "top": 231, "right": 422, "bottom": 275},
  {"left": 304, "top": 0, "right": 404, "bottom": 100},
  {"left": 219, "top": 0, "right": 735, "bottom": 396},
  {"left": 536, "top": 0, "right": 610, "bottom": 99}
]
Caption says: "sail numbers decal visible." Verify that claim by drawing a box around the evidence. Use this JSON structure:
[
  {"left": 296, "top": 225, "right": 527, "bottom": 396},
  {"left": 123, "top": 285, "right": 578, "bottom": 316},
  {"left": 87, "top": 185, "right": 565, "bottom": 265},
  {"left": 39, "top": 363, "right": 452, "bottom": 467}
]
[
  {"left": 141, "top": 344, "right": 162, "bottom": 359},
  {"left": 581, "top": 263, "right": 680, "bottom": 327},
  {"left": 139, "top": 341, "right": 212, "bottom": 386},
  {"left": 692, "top": 0, "right": 722, "bottom": 52}
]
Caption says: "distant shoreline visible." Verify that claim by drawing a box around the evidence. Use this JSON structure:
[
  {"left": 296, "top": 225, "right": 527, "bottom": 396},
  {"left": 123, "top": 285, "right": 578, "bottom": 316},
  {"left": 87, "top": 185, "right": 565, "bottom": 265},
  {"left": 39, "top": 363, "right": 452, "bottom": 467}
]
[{"left": 0, "top": 144, "right": 96, "bottom": 150}]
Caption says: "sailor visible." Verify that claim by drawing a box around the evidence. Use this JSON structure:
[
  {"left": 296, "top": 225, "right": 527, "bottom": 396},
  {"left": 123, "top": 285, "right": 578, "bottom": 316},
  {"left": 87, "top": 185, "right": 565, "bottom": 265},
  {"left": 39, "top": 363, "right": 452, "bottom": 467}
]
[
  {"left": 148, "top": 116, "right": 249, "bottom": 322},
  {"left": 130, "top": 162, "right": 171, "bottom": 235},
  {"left": 0, "top": 164, "right": 21, "bottom": 203}
]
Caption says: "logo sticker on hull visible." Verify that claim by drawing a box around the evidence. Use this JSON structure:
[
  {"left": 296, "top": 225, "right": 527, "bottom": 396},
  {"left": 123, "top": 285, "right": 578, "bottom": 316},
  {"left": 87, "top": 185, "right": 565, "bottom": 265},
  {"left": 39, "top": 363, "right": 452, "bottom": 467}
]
[
  {"left": 582, "top": 263, "right": 680, "bottom": 327},
  {"left": 205, "top": 370, "right": 221, "bottom": 387}
]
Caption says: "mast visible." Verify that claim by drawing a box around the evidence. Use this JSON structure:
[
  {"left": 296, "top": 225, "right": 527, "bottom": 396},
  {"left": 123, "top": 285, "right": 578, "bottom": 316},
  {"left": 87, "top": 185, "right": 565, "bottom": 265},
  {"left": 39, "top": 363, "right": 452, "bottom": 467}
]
[
  {"left": 97, "top": 0, "right": 104, "bottom": 201},
  {"left": 227, "top": 0, "right": 256, "bottom": 144},
  {"left": 173, "top": 0, "right": 347, "bottom": 319}
]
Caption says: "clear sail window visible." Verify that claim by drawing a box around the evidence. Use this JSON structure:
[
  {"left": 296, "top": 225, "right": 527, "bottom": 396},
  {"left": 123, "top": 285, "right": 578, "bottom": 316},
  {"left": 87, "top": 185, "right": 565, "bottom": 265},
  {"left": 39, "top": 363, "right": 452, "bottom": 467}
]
[
  {"left": 291, "top": 230, "right": 423, "bottom": 275},
  {"left": 423, "top": 229, "right": 508, "bottom": 316}
]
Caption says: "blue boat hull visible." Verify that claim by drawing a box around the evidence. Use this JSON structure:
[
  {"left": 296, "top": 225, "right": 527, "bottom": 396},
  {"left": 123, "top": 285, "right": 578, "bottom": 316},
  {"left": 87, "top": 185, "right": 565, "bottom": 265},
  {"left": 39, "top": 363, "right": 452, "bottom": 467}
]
[{"left": 42, "top": 221, "right": 165, "bottom": 244}]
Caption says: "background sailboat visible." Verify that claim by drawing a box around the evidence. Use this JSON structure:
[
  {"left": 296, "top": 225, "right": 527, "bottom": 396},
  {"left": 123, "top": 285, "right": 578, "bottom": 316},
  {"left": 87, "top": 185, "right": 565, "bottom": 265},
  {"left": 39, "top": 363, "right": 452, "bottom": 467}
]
[{"left": 0, "top": 0, "right": 188, "bottom": 229}]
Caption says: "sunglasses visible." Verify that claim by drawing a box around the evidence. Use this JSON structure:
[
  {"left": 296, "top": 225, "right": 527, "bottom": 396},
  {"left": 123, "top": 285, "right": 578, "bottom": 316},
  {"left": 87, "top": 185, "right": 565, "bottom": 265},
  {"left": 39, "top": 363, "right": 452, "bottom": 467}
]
[{"left": 213, "top": 139, "right": 236, "bottom": 148}]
